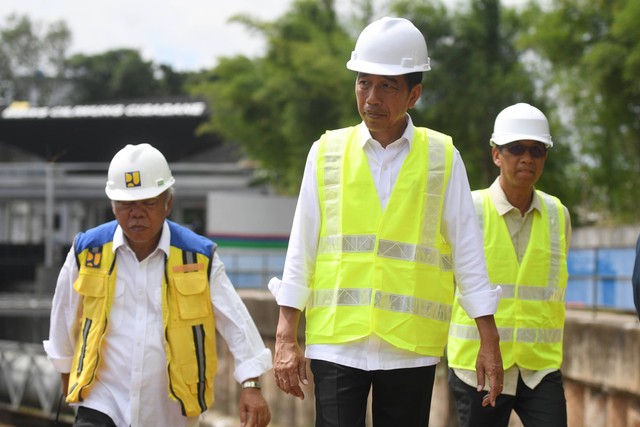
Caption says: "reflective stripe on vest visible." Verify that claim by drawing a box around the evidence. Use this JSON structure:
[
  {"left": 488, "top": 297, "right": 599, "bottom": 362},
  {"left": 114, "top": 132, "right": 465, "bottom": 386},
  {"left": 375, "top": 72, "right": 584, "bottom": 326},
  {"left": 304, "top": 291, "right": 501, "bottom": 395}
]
[
  {"left": 311, "top": 288, "right": 452, "bottom": 321},
  {"left": 67, "top": 242, "right": 116, "bottom": 403},
  {"left": 318, "top": 235, "right": 453, "bottom": 271},
  {"left": 308, "top": 126, "right": 455, "bottom": 356},
  {"left": 448, "top": 189, "right": 568, "bottom": 371},
  {"left": 163, "top": 246, "right": 217, "bottom": 416},
  {"left": 448, "top": 324, "right": 563, "bottom": 343}
]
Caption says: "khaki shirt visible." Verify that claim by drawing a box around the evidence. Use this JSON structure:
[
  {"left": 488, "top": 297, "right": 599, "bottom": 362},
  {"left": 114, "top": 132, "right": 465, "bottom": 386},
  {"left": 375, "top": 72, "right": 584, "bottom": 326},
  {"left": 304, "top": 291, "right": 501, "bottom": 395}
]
[{"left": 453, "top": 177, "right": 571, "bottom": 395}]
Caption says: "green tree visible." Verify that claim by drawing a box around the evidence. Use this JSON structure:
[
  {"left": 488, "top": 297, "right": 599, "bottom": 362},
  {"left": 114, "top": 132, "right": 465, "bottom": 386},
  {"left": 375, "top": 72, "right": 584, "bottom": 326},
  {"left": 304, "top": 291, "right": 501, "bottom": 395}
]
[
  {"left": 190, "top": 0, "right": 360, "bottom": 194},
  {"left": 0, "top": 13, "right": 71, "bottom": 105},
  {"left": 388, "top": 0, "right": 580, "bottom": 219},
  {"left": 520, "top": 0, "right": 640, "bottom": 223},
  {"left": 66, "top": 49, "right": 189, "bottom": 103}
]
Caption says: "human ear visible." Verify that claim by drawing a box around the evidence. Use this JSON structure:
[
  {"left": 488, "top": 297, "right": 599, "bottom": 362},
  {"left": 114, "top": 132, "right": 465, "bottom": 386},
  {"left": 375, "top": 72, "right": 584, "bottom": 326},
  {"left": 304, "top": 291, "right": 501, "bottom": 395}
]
[
  {"left": 492, "top": 147, "right": 501, "bottom": 167},
  {"left": 407, "top": 84, "right": 422, "bottom": 109}
]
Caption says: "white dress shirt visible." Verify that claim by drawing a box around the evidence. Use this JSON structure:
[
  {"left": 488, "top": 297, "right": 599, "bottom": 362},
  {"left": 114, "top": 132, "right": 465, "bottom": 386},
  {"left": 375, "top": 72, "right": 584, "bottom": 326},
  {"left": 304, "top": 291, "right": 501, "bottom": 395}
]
[
  {"left": 44, "top": 221, "right": 272, "bottom": 427},
  {"left": 453, "top": 177, "right": 572, "bottom": 395},
  {"left": 269, "top": 116, "right": 501, "bottom": 370}
]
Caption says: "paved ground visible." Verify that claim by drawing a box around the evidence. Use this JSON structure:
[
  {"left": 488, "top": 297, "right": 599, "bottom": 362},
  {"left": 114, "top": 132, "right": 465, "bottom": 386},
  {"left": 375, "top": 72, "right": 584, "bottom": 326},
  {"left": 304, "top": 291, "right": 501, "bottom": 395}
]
[
  {"left": 201, "top": 410, "right": 245, "bottom": 427},
  {"left": 201, "top": 410, "right": 282, "bottom": 427}
]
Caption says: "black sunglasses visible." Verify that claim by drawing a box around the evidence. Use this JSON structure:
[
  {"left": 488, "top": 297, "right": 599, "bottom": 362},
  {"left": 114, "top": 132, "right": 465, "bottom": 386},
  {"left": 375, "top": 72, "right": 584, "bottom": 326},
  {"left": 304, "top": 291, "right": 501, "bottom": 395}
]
[{"left": 501, "top": 143, "right": 547, "bottom": 158}]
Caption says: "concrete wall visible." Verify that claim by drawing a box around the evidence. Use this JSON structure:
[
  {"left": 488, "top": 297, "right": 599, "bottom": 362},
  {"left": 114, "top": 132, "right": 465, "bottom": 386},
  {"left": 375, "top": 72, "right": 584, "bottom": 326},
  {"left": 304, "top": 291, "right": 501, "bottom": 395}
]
[
  {"left": 571, "top": 225, "right": 640, "bottom": 248},
  {"left": 562, "top": 310, "right": 640, "bottom": 427},
  {"left": 213, "top": 291, "right": 640, "bottom": 427}
]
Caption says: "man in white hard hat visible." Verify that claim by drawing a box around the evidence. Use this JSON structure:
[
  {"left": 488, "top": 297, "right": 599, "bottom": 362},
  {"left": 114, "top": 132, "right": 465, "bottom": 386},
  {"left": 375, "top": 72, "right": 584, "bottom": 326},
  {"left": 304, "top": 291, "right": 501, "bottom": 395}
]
[
  {"left": 268, "top": 17, "right": 503, "bottom": 426},
  {"left": 44, "top": 143, "right": 272, "bottom": 427},
  {"left": 447, "top": 103, "right": 571, "bottom": 427}
]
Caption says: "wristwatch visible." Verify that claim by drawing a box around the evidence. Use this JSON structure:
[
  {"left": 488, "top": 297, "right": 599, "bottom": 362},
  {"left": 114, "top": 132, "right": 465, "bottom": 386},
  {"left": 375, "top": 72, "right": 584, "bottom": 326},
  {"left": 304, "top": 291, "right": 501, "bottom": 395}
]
[{"left": 241, "top": 380, "right": 261, "bottom": 389}]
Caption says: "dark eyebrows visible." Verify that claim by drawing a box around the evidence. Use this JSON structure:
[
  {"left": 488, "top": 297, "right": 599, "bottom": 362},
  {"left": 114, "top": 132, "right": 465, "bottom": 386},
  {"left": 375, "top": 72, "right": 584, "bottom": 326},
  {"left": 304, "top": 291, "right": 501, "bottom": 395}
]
[{"left": 357, "top": 73, "right": 401, "bottom": 85}]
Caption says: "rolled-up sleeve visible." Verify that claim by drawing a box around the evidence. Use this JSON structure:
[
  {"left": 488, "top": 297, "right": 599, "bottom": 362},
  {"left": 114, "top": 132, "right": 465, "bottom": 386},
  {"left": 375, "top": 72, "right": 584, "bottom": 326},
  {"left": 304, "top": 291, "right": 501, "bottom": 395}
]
[
  {"left": 210, "top": 252, "right": 273, "bottom": 383},
  {"left": 441, "top": 150, "right": 501, "bottom": 319},
  {"left": 43, "top": 246, "right": 82, "bottom": 373},
  {"left": 268, "top": 142, "right": 320, "bottom": 310}
]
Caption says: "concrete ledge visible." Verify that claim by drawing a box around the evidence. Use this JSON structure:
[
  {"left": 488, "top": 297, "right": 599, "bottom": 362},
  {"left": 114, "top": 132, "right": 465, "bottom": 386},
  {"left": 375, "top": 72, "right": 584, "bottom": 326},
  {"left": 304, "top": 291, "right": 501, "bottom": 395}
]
[
  {"left": 563, "top": 310, "right": 640, "bottom": 395},
  {"left": 213, "top": 292, "right": 640, "bottom": 427}
]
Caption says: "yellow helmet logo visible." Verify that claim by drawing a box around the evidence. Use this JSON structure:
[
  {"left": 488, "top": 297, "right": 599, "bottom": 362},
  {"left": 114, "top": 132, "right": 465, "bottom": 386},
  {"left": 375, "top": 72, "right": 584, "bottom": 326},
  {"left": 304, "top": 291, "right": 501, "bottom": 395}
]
[
  {"left": 86, "top": 247, "right": 102, "bottom": 268},
  {"left": 125, "top": 171, "right": 141, "bottom": 188}
]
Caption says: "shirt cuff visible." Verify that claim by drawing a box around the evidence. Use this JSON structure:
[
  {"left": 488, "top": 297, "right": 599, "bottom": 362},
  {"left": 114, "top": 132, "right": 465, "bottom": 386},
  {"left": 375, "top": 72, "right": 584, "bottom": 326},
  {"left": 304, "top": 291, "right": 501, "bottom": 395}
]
[
  {"left": 456, "top": 286, "right": 502, "bottom": 319},
  {"left": 234, "top": 348, "right": 273, "bottom": 383},
  {"left": 43, "top": 340, "right": 73, "bottom": 373},
  {"left": 268, "top": 277, "right": 311, "bottom": 310}
]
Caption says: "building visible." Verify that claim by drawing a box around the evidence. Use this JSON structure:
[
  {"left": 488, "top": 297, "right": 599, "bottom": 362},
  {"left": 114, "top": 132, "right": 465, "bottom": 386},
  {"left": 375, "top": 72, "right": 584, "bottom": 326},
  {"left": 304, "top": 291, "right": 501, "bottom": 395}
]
[{"left": 0, "top": 97, "right": 295, "bottom": 294}]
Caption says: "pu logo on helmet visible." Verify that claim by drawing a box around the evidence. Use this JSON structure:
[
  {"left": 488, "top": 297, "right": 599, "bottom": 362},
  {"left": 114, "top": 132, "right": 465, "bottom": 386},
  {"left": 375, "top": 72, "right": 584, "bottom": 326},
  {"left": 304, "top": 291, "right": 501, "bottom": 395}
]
[{"left": 125, "top": 171, "right": 141, "bottom": 188}]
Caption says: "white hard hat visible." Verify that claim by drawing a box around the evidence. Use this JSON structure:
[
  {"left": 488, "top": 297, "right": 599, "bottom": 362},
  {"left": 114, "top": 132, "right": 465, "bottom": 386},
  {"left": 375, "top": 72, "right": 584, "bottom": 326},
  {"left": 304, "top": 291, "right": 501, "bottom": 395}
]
[
  {"left": 346, "top": 17, "right": 431, "bottom": 76},
  {"left": 490, "top": 103, "right": 553, "bottom": 148},
  {"left": 105, "top": 143, "right": 175, "bottom": 201}
]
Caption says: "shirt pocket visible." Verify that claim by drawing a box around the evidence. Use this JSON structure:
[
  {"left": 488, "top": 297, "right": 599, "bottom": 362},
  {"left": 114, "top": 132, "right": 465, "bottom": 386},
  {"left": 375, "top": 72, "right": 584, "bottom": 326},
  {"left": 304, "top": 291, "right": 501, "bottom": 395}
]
[{"left": 173, "top": 272, "right": 211, "bottom": 320}]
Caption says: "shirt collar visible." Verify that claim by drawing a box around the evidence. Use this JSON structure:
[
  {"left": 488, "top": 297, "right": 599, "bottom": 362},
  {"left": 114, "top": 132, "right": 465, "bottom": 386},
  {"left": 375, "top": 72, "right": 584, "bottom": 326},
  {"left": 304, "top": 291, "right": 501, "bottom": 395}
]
[
  {"left": 487, "top": 177, "right": 542, "bottom": 216},
  {"left": 357, "top": 114, "right": 415, "bottom": 148},
  {"left": 112, "top": 221, "right": 171, "bottom": 257}
]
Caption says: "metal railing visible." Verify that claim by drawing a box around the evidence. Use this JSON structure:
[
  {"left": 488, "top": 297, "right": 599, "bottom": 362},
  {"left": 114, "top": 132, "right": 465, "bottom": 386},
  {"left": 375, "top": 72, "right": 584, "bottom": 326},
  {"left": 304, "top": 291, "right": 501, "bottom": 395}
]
[{"left": 0, "top": 340, "right": 64, "bottom": 416}]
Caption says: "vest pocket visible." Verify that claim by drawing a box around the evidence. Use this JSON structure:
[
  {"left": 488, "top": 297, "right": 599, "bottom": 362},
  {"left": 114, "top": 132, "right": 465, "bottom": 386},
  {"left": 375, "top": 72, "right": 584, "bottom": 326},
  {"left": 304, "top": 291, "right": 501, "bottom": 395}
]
[
  {"left": 181, "top": 361, "right": 201, "bottom": 394},
  {"left": 73, "top": 269, "right": 107, "bottom": 319},
  {"left": 173, "top": 273, "right": 211, "bottom": 320}
]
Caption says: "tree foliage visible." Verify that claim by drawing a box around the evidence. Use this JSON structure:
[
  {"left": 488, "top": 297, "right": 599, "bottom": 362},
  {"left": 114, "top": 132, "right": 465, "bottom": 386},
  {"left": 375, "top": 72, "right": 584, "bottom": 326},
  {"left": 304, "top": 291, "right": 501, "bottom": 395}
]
[
  {"left": 66, "top": 49, "right": 190, "bottom": 103},
  {"left": 4, "top": 1, "right": 638, "bottom": 223},
  {"left": 389, "top": 0, "right": 578, "bottom": 212},
  {"left": 519, "top": 0, "right": 640, "bottom": 222},
  {"left": 190, "top": 0, "right": 359, "bottom": 193},
  {"left": 0, "top": 14, "right": 192, "bottom": 106},
  {"left": 191, "top": 0, "right": 583, "bottom": 214},
  {"left": 0, "top": 14, "right": 71, "bottom": 105}
]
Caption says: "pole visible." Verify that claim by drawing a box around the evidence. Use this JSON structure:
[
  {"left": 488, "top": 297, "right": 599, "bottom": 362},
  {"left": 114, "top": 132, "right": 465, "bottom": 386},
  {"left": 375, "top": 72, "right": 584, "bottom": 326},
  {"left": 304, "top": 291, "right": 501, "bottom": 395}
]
[{"left": 44, "top": 163, "right": 54, "bottom": 268}]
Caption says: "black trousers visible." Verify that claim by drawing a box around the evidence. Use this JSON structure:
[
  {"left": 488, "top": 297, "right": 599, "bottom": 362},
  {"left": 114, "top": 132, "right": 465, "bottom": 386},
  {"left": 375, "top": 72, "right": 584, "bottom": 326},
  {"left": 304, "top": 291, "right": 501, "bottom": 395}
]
[
  {"left": 310, "top": 359, "right": 436, "bottom": 427},
  {"left": 72, "top": 407, "right": 118, "bottom": 427},
  {"left": 448, "top": 369, "right": 567, "bottom": 427}
]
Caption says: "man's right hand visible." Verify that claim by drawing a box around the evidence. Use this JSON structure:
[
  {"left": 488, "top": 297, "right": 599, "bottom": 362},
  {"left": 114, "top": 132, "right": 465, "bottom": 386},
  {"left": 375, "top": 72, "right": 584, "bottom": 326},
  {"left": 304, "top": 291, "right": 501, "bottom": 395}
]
[{"left": 274, "top": 306, "right": 307, "bottom": 399}]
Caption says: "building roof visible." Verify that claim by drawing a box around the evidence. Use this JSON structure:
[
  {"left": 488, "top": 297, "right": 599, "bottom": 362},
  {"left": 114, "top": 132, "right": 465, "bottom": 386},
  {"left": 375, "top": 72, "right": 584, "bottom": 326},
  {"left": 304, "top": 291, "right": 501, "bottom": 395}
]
[{"left": 0, "top": 97, "right": 224, "bottom": 163}]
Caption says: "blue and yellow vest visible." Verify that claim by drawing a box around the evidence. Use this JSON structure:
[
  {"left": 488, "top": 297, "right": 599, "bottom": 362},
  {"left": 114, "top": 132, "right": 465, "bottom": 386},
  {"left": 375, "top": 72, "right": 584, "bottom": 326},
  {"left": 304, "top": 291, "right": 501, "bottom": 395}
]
[
  {"left": 306, "top": 126, "right": 455, "bottom": 356},
  {"left": 66, "top": 220, "right": 217, "bottom": 417},
  {"left": 447, "top": 189, "right": 568, "bottom": 371}
]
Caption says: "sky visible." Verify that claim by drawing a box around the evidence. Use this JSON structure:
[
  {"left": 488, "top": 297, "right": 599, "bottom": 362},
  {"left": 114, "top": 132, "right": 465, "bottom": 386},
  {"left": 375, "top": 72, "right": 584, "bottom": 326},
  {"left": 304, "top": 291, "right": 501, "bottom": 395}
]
[{"left": 2, "top": 0, "right": 528, "bottom": 72}]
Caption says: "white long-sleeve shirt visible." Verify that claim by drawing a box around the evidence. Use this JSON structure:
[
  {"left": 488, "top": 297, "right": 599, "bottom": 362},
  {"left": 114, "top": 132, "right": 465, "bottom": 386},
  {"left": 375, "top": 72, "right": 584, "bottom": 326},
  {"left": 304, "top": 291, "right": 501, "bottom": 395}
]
[
  {"left": 269, "top": 116, "right": 501, "bottom": 370},
  {"left": 44, "top": 221, "right": 272, "bottom": 427}
]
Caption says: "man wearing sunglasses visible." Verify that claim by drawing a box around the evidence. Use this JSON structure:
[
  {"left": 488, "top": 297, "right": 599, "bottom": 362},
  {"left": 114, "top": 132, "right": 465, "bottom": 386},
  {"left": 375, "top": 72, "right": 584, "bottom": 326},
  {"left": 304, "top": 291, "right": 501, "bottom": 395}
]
[{"left": 447, "top": 103, "right": 572, "bottom": 427}]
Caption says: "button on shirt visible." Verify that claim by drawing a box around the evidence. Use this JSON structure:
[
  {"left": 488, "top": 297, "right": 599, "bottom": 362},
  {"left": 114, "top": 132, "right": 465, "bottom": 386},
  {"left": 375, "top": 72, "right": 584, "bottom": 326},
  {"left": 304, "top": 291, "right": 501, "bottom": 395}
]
[
  {"left": 44, "top": 222, "right": 273, "bottom": 427},
  {"left": 453, "top": 177, "right": 572, "bottom": 395},
  {"left": 269, "top": 116, "right": 501, "bottom": 370}
]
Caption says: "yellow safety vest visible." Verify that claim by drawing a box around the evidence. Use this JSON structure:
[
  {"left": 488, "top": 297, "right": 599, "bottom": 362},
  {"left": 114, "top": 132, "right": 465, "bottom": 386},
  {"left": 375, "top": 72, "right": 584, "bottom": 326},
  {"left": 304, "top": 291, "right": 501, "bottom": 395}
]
[
  {"left": 66, "top": 220, "right": 218, "bottom": 417},
  {"left": 447, "top": 189, "right": 568, "bottom": 371},
  {"left": 307, "top": 126, "right": 455, "bottom": 356}
]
